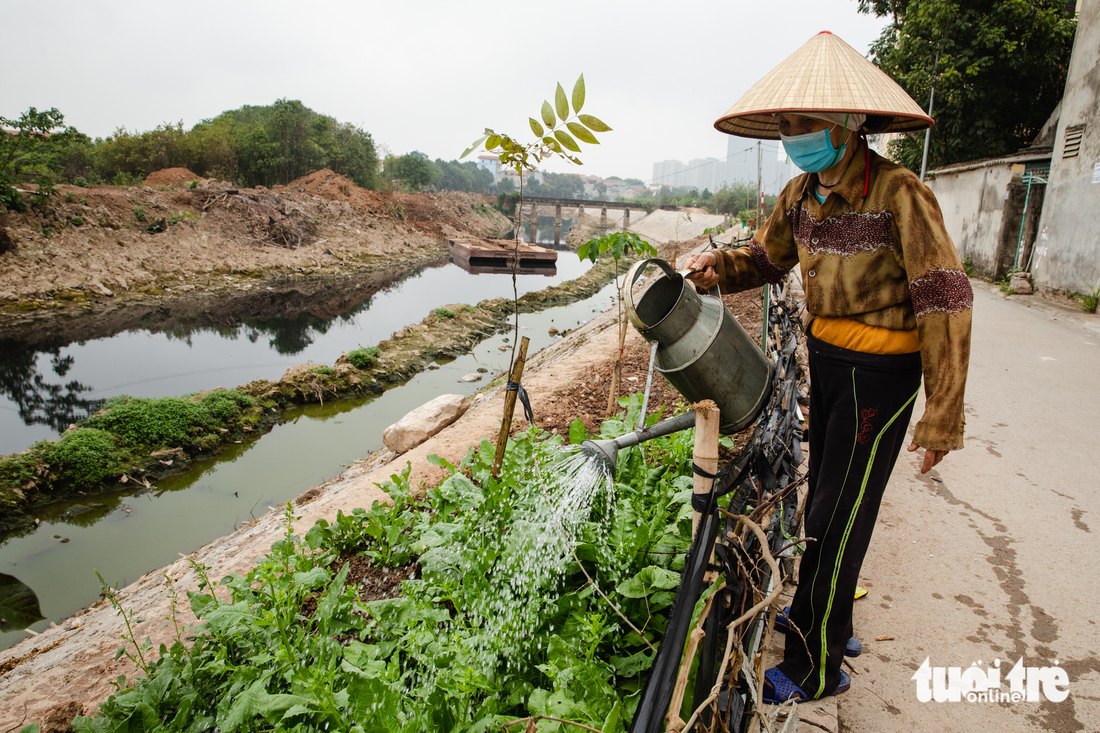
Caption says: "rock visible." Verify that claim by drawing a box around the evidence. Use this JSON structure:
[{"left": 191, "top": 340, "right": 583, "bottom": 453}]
[
  {"left": 476, "top": 367, "right": 488, "bottom": 373},
  {"left": 1010, "top": 272, "right": 1033, "bottom": 294},
  {"left": 548, "top": 327, "right": 559, "bottom": 335},
  {"left": 382, "top": 394, "right": 470, "bottom": 455},
  {"left": 458, "top": 373, "right": 482, "bottom": 383}
]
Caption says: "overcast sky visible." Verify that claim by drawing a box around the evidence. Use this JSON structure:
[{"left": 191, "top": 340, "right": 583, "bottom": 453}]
[{"left": 3, "top": 0, "right": 887, "bottom": 182}]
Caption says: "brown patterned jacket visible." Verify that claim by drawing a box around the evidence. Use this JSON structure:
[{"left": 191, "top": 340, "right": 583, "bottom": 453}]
[{"left": 713, "top": 142, "right": 972, "bottom": 451}]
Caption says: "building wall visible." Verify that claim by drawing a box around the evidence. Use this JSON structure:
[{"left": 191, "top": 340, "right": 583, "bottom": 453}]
[
  {"left": 1032, "top": 2, "right": 1100, "bottom": 293},
  {"left": 927, "top": 166, "right": 1015, "bottom": 276}
]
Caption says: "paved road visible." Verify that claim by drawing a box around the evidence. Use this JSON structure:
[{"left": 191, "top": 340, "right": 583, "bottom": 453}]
[{"left": 839, "top": 283, "right": 1100, "bottom": 731}]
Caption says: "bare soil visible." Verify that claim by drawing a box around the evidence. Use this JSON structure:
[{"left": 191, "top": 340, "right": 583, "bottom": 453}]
[
  {"left": 533, "top": 289, "right": 764, "bottom": 457},
  {"left": 144, "top": 168, "right": 201, "bottom": 187},
  {"left": 0, "top": 170, "right": 511, "bottom": 325}
]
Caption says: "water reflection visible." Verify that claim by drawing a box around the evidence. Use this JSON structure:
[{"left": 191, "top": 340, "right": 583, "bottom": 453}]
[{"left": 0, "top": 339, "right": 101, "bottom": 435}]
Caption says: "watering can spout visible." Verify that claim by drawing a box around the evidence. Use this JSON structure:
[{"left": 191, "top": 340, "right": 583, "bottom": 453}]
[{"left": 580, "top": 410, "right": 697, "bottom": 477}]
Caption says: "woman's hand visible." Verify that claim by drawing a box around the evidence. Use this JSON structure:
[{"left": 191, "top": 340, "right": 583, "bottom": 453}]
[
  {"left": 907, "top": 443, "right": 948, "bottom": 474},
  {"left": 683, "top": 251, "right": 719, "bottom": 291}
]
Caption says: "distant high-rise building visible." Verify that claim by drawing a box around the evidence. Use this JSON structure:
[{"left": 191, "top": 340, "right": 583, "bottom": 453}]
[{"left": 725, "top": 138, "right": 795, "bottom": 196}]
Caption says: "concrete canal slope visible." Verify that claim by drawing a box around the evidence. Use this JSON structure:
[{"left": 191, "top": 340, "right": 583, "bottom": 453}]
[{"left": 0, "top": 293, "right": 636, "bottom": 728}]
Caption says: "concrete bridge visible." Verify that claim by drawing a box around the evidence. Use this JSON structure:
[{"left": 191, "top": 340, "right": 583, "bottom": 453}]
[{"left": 518, "top": 196, "right": 655, "bottom": 245}]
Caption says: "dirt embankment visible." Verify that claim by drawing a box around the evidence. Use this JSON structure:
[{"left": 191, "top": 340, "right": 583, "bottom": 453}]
[{"left": 0, "top": 170, "right": 511, "bottom": 325}]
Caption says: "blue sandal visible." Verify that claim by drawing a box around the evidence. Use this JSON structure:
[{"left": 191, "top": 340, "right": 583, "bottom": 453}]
[
  {"left": 775, "top": 606, "right": 863, "bottom": 657},
  {"left": 763, "top": 667, "right": 851, "bottom": 704}
]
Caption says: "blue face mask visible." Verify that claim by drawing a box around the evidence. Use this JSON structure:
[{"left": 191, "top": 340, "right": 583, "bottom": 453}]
[{"left": 781, "top": 125, "right": 847, "bottom": 173}]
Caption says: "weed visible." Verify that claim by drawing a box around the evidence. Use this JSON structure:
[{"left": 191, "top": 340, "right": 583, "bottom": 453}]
[
  {"left": 65, "top": 192, "right": 75, "bottom": 203},
  {"left": 167, "top": 211, "right": 196, "bottom": 226},
  {"left": 146, "top": 218, "right": 167, "bottom": 234},
  {"left": 48, "top": 428, "right": 127, "bottom": 487},
  {"left": 188, "top": 179, "right": 199, "bottom": 189},
  {"left": 346, "top": 346, "right": 380, "bottom": 369},
  {"left": 308, "top": 365, "right": 335, "bottom": 375},
  {"left": 73, "top": 177, "right": 88, "bottom": 188},
  {"left": 962, "top": 257, "right": 976, "bottom": 277},
  {"left": 462, "top": 304, "right": 477, "bottom": 312},
  {"left": 434, "top": 307, "right": 457, "bottom": 319},
  {"left": 95, "top": 570, "right": 152, "bottom": 679},
  {"left": 1075, "top": 278, "right": 1100, "bottom": 313},
  {"left": 132, "top": 206, "right": 146, "bottom": 222},
  {"left": 83, "top": 390, "right": 253, "bottom": 448},
  {"left": 80, "top": 198, "right": 87, "bottom": 206},
  {"left": 69, "top": 216, "right": 84, "bottom": 227},
  {"left": 73, "top": 402, "right": 699, "bottom": 731},
  {"left": 39, "top": 226, "right": 53, "bottom": 239},
  {"left": 996, "top": 275, "right": 1016, "bottom": 295}
]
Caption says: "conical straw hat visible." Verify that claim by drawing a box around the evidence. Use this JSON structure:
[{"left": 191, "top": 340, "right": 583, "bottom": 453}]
[{"left": 714, "top": 31, "right": 933, "bottom": 139}]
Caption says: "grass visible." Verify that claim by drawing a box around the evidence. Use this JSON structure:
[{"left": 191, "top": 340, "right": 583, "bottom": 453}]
[
  {"left": 49, "top": 428, "right": 128, "bottom": 487},
  {"left": 434, "top": 307, "right": 457, "bottom": 319},
  {"left": 346, "top": 346, "right": 380, "bottom": 370},
  {"left": 961, "top": 257, "right": 976, "bottom": 278},
  {"left": 308, "top": 365, "right": 335, "bottom": 375},
  {"left": 133, "top": 206, "right": 146, "bottom": 222}
]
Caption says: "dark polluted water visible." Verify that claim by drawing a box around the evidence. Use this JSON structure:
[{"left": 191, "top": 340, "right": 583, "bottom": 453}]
[{"left": 0, "top": 235, "right": 621, "bottom": 650}]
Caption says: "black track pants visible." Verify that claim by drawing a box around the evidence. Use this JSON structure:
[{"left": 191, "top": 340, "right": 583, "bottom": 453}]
[{"left": 778, "top": 333, "right": 923, "bottom": 698}]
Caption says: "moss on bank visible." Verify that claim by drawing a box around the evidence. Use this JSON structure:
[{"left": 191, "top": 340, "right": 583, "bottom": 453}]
[{"left": 0, "top": 255, "right": 629, "bottom": 529}]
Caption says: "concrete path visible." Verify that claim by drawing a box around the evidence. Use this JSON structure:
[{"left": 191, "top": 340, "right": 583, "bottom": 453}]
[{"left": 839, "top": 283, "right": 1100, "bottom": 732}]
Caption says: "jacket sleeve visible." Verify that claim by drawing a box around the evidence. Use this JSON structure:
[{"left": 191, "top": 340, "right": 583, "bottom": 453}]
[
  {"left": 894, "top": 177, "right": 973, "bottom": 452},
  {"left": 713, "top": 187, "right": 800, "bottom": 294}
]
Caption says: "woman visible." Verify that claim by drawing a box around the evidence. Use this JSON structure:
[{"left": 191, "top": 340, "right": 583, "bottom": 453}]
[{"left": 685, "top": 31, "right": 972, "bottom": 703}]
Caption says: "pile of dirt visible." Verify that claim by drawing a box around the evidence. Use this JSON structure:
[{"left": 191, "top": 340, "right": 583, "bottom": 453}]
[
  {"left": 533, "top": 289, "right": 764, "bottom": 454},
  {"left": 144, "top": 168, "right": 201, "bottom": 187},
  {"left": 281, "top": 170, "right": 506, "bottom": 240}
]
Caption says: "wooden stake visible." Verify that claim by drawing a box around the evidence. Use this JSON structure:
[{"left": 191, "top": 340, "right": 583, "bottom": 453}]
[
  {"left": 491, "top": 336, "right": 530, "bottom": 478},
  {"left": 691, "top": 400, "right": 720, "bottom": 537}
]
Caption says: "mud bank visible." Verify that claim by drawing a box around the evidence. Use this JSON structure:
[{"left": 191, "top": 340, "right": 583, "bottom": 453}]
[{"left": 0, "top": 170, "right": 511, "bottom": 324}]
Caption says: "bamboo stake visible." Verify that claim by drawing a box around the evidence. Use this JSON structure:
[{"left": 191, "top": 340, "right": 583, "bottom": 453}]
[
  {"left": 491, "top": 336, "right": 530, "bottom": 478},
  {"left": 691, "top": 400, "right": 720, "bottom": 537}
]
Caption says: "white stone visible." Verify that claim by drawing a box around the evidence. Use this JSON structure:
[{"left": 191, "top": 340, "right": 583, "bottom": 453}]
[
  {"left": 458, "top": 373, "right": 482, "bottom": 383},
  {"left": 382, "top": 394, "right": 470, "bottom": 455}
]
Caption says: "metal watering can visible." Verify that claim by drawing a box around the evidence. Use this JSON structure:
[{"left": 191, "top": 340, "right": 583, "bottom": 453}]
[{"left": 622, "top": 257, "right": 773, "bottom": 435}]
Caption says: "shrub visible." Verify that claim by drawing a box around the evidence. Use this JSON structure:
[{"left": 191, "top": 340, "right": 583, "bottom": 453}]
[
  {"left": 132, "top": 206, "right": 146, "bottom": 222},
  {"left": 65, "top": 192, "right": 76, "bottom": 203},
  {"left": 69, "top": 216, "right": 84, "bottom": 227},
  {"left": 434, "top": 307, "right": 456, "bottom": 319},
  {"left": 73, "top": 177, "right": 88, "bottom": 188},
  {"left": 188, "top": 180, "right": 199, "bottom": 189},
  {"left": 50, "top": 428, "right": 127, "bottom": 487},
  {"left": 199, "top": 389, "right": 256, "bottom": 422},
  {"left": 84, "top": 391, "right": 253, "bottom": 449},
  {"left": 346, "top": 346, "right": 380, "bottom": 369}
]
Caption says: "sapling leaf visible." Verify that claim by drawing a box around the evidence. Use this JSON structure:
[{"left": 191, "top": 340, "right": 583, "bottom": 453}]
[
  {"left": 541, "top": 101, "right": 556, "bottom": 129},
  {"left": 529, "top": 117, "right": 545, "bottom": 137},
  {"left": 567, "top": 122, "right": 599, "bottom": 145},
  {"left": 485, "top": 134, "right": 501, "bottom": 150},
  {"left": 572, "top": 74, "right": 586, "bottom": 113},
  {"left": 554, "top": 130, "right": 581, "bottom": 153},
  {"left": 579, "top": 114, "right": 612, "bottom": 132},
  {"left": 555, "top": 83, "right": 570, "bottom": 120}
]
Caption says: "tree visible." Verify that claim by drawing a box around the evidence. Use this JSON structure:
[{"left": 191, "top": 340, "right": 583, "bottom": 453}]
[
  {"left": 0, "top": 108, "right": 88, "bottom": 211},
  {"left": 858, "top": 0, "right": 1077, "bottom": 171}
]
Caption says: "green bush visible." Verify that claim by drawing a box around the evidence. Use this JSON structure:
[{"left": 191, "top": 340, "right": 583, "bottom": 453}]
[
  {"left": 346, "top": 346, "right": 380, "bottom": 369},
  {"left": 434, "top": 307, "right": 456, "bottom": 319},
  {"left": 69, "top": 216, "right": 84, "bottom": 227},
  {"left": 84, "top": 390, "right": 253, "bottom": 448},
  {"left": 73, "top": 177, "right": 88, "bottom": 188},
  {"left": 132, "top": 206, "right": 146, "bottom": 222},
  {"left": 50, "top": 428, "right": 126, "bottom": 487}
]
